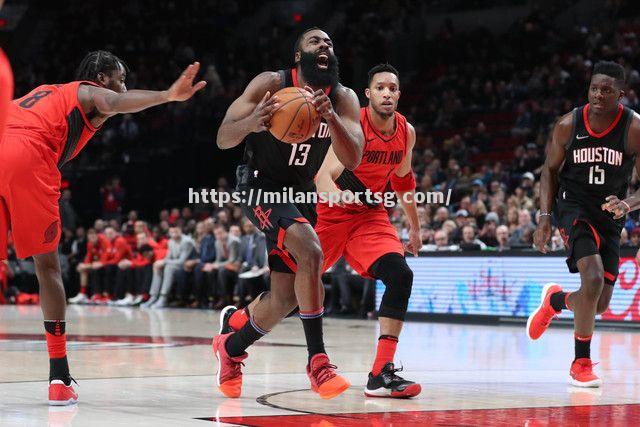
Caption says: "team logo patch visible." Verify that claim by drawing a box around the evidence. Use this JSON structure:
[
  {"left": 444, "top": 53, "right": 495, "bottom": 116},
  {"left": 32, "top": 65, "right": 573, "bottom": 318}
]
[
  {"left": 253, "top": 206, "right": 273, "bottom": 230},
  {"left": 43, "top": 220, "right": 59, "bottom": 244}
]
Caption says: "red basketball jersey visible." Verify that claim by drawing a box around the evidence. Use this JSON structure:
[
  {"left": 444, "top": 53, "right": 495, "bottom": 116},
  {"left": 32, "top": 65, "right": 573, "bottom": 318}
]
[
  {"left": 5, "top": 81, "right": 101, "bottom": 167},
  {"left": 0, "top": 49, "right": 13, "bottom": 137},
  {"left": 354, "top": 106, "right": 408, "bottom": 194}
]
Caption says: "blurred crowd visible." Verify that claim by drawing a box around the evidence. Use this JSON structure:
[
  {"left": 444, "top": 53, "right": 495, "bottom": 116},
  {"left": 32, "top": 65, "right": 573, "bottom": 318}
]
[{"left": 4, "top": 1, "right": 640, "bottom": 308}]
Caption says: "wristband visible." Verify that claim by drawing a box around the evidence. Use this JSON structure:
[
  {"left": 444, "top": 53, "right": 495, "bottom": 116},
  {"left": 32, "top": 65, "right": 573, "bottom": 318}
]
[
  {"left": 621, "top": 200, "right": 631, "bottom": 213},
  {"left": 391, "top": 171, "right": 417, "bottom": 193},
  {"left": 539, "top": 212, "right": 552, "bottom": 217}
]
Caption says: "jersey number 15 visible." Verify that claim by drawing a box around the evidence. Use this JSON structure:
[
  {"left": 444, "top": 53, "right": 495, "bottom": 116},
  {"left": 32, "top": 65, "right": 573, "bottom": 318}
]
[{"left": 588, "top": 165, "right": 605, "bottom": 185}]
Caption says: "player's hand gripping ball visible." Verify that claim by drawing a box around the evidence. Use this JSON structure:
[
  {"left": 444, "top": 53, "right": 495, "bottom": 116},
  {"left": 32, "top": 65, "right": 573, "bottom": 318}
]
[{"left": 268, "top": 87, "right": 320, "bottom": 144}]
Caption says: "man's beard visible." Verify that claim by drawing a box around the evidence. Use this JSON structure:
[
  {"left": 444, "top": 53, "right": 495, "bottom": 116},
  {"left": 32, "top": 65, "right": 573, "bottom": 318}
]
[{"left": 299, "top": 51, "right": 339, "bottom": 87}]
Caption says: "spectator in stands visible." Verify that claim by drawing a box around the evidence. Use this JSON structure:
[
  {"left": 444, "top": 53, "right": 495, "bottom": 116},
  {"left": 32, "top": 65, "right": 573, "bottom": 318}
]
[
  {"left": 185, "top": 218, "right": 217, "bottom": 309},
  {"left": 630, "top": 228, "right": 640, "bottom": 248},
  {"left": 233, "top": 219, "right": 268, "bottom": 308},
  {"left": 112, "top": 232, "right": 157, "bottom": 306},
  {"left": 508, "top": 209, "right": 535, "bottom": 249},
  {"left": 496, "top": 225, "right": 511, "bottom": 252},
  {"left": 479, "top": 212, "right": 500, "bottom": 247},
  {"left": 424, "top": 229, "right": 459, "bottom": 251},
  {"left": 59, "top": 188, "right": 78, "bottom": 232},
  {"left": 143, "top": 225, "right": 195, "bottom": 309},
  {"left": 100, "top": 177, "right": 125, "bottom": 221},
  {"left": 432, "top": 206, "right": 450, "bottom": 230},
  {"left": 95, "top": 227, "right": 133, "bottom": 303},
  {"left": 211, "top": 225, "right": 241, "bottom": 309},
  {"left": 460, "top": 225, "right": 487, "bottom": 251},
  {"left": 70, "top": 229, "right": 108, "bottom": 304}
]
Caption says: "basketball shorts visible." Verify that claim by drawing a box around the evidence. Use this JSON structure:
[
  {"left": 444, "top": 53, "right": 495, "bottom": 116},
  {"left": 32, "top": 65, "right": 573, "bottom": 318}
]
[
  {"left": 555, "top": 196, "right": 620, "bottom": 286},
  {"left": 236, "top": 165, "right": 316, "bottom": 274},
  {"left": 0, "top": 134, "right": 61, "bottom": 260},
  {"left": 315, "top": 203, "right": 405, "bottom": 279}
]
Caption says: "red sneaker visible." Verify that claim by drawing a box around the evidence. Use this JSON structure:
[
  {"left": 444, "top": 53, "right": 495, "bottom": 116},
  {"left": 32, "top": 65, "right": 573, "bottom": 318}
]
[
  {"left": 306, "top": 353, "right": 350, "bottom": 399},
  {"left": 212, "top": 333, "right": 247, "bottom": 398},
  {"left": 569, "top": 358, "right": 602, "bottom": 388},
  {"left": 526, "top": 282, "right": 562, "bottom": 340},
  {"left": 48, "top": 380, "right": 78, "bottom": 406}
]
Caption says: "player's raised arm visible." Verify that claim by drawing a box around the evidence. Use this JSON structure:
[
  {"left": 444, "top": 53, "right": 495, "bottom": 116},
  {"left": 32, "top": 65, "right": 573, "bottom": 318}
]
[
  {"left": 216, "top": 72, "right": 281, "bottom": 149},
  {"left": 534, "top": 113, "right": 572, "bottom": 253},
  {"left": 81, "top": 62, "right": 206, "bottom": 116},
  {"left": 393, "top": 123, "right": 420, "bottom": 255},
  {"left": 306, "top": 85, "right": 363, "bottom": 170},
  {"left": 602, "top": 113, "right": 640, "bottom": 218}
]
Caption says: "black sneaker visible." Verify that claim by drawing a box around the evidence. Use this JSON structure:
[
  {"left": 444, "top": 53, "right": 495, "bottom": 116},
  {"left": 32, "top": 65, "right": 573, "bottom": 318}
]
[
  {"left": 364, "top": 362, "right": 421, "bottom": 398},
  {"left": 219, "top": 305, "right": 238, "bottom": 334}
]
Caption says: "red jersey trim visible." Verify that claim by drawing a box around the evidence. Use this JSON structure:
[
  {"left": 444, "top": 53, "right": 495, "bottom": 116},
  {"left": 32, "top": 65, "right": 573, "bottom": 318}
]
[
  {"left": 290, "top": 68, "right": 331, "bottom": 96},
  {"left": 76, "top": 81, "right": 104, "bottom": 132},
  {"left": 364, "top": 106, "right": 400, "bottom": 142},
  {"left": 583, "top": 103, "right": 623, "bottom": 139}
]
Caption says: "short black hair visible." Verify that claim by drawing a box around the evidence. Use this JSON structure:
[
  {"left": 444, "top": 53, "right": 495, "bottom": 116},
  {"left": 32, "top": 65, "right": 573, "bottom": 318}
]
[
  {"left": 294, "top": 27, "right": 321, "bottom": 55},
  {"left": 367, "top": 63, "right": 400, "bottom": 87},
  {"left": 75, "top": 50, "right": 129, "bottom": 82},
  {"left": 592, "top": 60, "right": 626, "bottom": 88}
]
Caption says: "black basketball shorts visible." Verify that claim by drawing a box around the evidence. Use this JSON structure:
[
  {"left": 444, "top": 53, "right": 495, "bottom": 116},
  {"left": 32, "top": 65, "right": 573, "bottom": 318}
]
[
  {"left": 236, "top": 165, "right": 317, "bottom": 274},
  {"left": 555, "top": 197, "right": 620, "bottom": 286}
]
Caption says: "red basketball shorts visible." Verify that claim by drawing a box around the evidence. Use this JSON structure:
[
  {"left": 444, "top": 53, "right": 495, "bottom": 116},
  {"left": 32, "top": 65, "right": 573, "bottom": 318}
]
[
  {"left": 315, "top": 204, "right": 404, "bottom": 278},
  {"left": 0, "top": 134, "right": 61, "bottom": 260}
]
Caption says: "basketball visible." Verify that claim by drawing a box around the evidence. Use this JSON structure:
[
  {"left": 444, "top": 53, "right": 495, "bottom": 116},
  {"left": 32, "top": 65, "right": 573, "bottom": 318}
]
[{"left": 269, "top": 87, "right": 320, "bottom": 144}]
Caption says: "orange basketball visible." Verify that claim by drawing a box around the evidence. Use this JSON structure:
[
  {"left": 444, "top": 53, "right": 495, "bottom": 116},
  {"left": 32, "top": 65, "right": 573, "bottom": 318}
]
[{"left": 269, "top": 87, "right": 320, "bottom": 144}]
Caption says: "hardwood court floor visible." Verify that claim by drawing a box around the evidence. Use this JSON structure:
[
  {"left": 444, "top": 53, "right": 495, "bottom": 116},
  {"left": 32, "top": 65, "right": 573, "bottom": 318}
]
[{"left": 1, "top": 305, "right": 640, "bottom": 426}]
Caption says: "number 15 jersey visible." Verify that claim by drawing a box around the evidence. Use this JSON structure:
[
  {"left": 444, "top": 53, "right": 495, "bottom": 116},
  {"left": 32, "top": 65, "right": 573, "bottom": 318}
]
[
  {"left": 559, "top": 103, "right": 635, "bottom": 205},
  {"left": 243, "top": 68, "right": 337, "bottom": 187},
  {"left": 5, "top": 81, "right": 102, "bottom": 168}
]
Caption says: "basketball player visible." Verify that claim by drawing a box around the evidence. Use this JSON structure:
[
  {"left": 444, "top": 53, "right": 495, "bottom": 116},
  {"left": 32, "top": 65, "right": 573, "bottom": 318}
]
[
  {"left": 214, "top": 27, "right": 364, "bottom": 399},
  {"left": 0, "top": 1, "right": 13, "bottom": 136},
  {"left": 220, "top": 64, "right": 422, "bottom": 398},
  {"left": 528, "top": 61, "right": 640, "bottom": 387},
  {"left": 0, "top": 51, "right": 205, "bottom": 405}
]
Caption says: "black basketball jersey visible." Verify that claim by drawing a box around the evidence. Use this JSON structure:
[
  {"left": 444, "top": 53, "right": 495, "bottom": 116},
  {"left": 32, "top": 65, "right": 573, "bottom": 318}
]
[
  {"left": 242, "top": 68, "right": 336, "bottom": 187},
  {"left": 559, "top": 104, "right": 635, "bottom": 204}
]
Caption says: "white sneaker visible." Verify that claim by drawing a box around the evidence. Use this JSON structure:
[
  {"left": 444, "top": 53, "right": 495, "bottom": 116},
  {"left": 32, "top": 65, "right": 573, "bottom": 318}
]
[
  {"left": 115, "top": 294, "right": 134, "bottom": 306},
  {"left": 68, "top": 293, "right": 88, "bottom": 304},
  {"left": 131, "top": 295, "right": 145, "bottom": 306}
]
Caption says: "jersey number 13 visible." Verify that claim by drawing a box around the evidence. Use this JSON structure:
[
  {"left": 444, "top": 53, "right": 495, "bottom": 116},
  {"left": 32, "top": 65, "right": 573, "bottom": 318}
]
[{"left": 288, "top": 143, "right": 311, "bottom": 166}]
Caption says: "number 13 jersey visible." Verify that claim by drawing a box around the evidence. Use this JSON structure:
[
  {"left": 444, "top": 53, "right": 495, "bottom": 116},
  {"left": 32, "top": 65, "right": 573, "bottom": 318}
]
[
  {"left": 6, "top": 81, "right": 103, "bottom": 168},
  {"left": 559, "top": 103, "right": 635, "bottom": 205},
  {"left": 243, "top": 68, "right": 337, "bottom": 186}
]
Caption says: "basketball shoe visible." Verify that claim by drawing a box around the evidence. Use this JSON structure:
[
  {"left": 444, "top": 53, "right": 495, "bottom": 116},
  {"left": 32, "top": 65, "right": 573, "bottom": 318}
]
[
  {"left": 306, "top": 353, "right": 350, "bottom": 399},
  {"left": 526, "top": 282, "right": 562, "bottom": 340},
  {"left": 219, "top": 305, "right": 237, "bottom": 334},
  {"left": 212, "top": 333, "right": 247, "bottom": 398},
  {"left": 48, "top": 379, "right": 78, "bottom": 406},
  {"left": 364, "top": 362, "right": 421, "bottom": 398},
  {"left": 569, "top": 358, "right": 602, "bottom": 388}
]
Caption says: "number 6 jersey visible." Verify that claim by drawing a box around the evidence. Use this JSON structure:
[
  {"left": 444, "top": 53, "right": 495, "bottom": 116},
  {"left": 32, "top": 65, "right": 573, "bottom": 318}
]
[
  {"left": 242, "top": 68, "right": 337, "bottom": 186},
  {"left": 6, "top": 81, "right": 102, "bottom": 168},
  {"left": 559, "top": 103, "right": 635, "bottom": 205}
]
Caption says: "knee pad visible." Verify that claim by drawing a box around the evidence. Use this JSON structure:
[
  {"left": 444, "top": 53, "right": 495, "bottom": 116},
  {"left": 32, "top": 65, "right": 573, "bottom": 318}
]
[{"left": 369, "top": 253, "right": 413, "bottom": 321}]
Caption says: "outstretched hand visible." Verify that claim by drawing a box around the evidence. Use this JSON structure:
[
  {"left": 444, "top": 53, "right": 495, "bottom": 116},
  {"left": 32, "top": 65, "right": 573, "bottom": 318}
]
[
  {"left": 166, "top": 62, "right": 207, "bottom": 102},
  {"left": 601, "top": 195, "right": 630, "bottom": 219}
]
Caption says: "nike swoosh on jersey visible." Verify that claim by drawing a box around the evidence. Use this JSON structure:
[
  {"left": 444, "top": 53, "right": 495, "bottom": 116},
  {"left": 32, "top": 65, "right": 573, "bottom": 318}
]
[{"left": 576, "top": 134, "right": 589, "bottom": 140}]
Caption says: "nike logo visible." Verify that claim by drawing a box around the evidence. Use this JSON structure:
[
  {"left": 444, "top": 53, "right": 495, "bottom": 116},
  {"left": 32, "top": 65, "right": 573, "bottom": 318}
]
[{"left": 576, "top": 134, "right": 589, "bottom": 140}]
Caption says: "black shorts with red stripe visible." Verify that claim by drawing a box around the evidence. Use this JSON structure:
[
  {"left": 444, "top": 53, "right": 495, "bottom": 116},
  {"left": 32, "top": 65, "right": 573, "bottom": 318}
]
[
  {"left": 555, "top": 194, "right": 621, "bottom": 286},
  {"left": 236, "top": 165, "right": 316, "bottom": 274}
]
